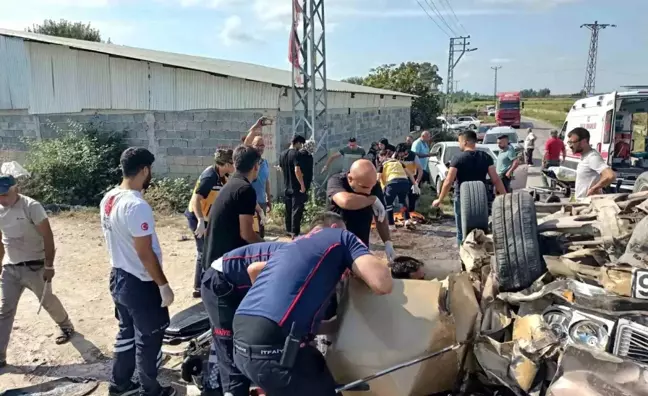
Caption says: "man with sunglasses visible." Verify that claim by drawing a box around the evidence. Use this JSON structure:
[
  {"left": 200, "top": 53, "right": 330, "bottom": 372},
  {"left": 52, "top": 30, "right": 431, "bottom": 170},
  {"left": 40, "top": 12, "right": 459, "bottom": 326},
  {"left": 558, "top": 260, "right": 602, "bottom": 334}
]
[{"left": 567, "top": 127, "right": 616, "bottom": 199}]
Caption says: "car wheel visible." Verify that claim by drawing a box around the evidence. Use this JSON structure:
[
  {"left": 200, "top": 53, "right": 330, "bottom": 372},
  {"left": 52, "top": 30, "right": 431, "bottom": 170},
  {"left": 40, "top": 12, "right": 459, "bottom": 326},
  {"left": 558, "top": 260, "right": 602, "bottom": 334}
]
[
  {"left": 469, "top": 124, "right": 477, "bottom": 130},
  {"left": 633, "top": 171, "right": 648, "bottom": 193},
  {"left": 492, "top": 191, "right": 545, "bottom": 292},
  {"left": 436, "top": 177, "right": 443, "bottom": 196},
  {"left": 459, "top": 181, "right": 489, "bottom": 239}
]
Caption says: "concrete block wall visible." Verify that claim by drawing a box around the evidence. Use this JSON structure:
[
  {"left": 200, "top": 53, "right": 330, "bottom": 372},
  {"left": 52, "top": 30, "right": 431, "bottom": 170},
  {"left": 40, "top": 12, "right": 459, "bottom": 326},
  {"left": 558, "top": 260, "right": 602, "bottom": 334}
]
[{"left": 0, "top": 107, "right": 410, "bottom": 191}]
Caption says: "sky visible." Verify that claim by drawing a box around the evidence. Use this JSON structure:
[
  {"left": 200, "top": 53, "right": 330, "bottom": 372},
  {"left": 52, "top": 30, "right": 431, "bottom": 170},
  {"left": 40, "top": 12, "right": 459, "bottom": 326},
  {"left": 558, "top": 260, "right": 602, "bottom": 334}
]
[{"left": 1, "top": 0, "right": 646, "bottom": 95}]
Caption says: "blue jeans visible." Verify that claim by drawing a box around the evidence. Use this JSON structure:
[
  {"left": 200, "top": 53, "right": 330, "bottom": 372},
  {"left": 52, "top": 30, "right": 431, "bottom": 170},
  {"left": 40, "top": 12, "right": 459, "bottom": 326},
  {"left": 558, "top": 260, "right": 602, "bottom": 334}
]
[
  {"left": 186, "top": 212, "right": 204, "bottom": 290},
  {"left": 454, "top": 197, "right": 462, "bottom": 245},
  {"left": 385, "top": 179, "right": 411, "bottom": 225},
  {"left": 109, "top": 268, "right": 170, "bottom": 396}
]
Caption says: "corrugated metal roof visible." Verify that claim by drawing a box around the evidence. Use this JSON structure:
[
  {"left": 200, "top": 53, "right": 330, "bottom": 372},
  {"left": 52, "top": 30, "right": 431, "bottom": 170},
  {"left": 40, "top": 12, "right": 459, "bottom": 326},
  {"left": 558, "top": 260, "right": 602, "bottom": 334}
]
[{"left": 0, "top": 28, "right": 414, "bottom": 98}]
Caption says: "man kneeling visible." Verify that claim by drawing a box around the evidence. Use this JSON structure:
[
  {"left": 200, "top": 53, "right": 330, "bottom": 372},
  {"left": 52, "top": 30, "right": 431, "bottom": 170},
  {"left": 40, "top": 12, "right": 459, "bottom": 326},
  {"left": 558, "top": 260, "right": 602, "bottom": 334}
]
[{"left": 232, "top": 212, "right": 393, "bottom": 396}]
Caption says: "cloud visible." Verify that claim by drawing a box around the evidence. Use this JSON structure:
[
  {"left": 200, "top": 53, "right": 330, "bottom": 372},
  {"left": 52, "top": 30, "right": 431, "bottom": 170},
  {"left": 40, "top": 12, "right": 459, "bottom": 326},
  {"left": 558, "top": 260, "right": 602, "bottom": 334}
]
[
  {"left": 178, "top": 0, "right": 243, "bottom": 7},
  {"left": 219, "top": 15, "right": 261, "bottom": 46},
  {"left": 490, "top": 58, "right": 512, "bottom": 64},
  {"left": 477, "top": 0, "right": 581, "bottom": 8}
]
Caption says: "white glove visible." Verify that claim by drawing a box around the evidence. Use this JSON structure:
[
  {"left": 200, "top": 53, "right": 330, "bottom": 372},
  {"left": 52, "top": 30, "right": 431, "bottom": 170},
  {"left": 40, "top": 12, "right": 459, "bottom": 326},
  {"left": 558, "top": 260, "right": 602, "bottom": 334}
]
[
  {"left": 372, "top": 199, "right": 386, "bottom": 223},
  {"left": 411, "top": 184, "right": 421, "bottom": 195},
  {"left": 194, "top": 220, "right": 206, "bottom": 238},
  {"left": 384, "top": 241, "right": 396, "bottom": 262},
  {"left": 258, "top": 210, "right": 267, "bottom": 226},
  {"left": 159, "top": 283, "right": 175, "bottom": 307}
]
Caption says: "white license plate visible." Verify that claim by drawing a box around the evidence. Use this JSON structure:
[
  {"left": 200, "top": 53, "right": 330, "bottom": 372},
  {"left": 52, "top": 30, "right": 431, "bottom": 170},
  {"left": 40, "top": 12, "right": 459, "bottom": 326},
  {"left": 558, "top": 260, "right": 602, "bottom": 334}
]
[{"left": 632, "top": 269, "right": 648, "bottom": 299}]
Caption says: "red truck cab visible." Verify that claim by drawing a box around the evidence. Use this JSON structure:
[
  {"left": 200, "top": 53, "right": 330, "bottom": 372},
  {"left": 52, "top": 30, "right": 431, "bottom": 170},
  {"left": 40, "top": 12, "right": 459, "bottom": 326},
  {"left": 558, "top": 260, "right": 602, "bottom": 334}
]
[{"left": 496, "top": 91, "right": 521, "bottom": 128}]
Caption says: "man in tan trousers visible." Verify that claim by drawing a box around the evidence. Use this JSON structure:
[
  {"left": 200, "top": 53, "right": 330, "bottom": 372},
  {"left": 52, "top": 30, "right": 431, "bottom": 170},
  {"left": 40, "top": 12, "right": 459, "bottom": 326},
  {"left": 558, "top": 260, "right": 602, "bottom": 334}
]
[{"left": 0, "top": 175, "right": 74, "bottom": 367}]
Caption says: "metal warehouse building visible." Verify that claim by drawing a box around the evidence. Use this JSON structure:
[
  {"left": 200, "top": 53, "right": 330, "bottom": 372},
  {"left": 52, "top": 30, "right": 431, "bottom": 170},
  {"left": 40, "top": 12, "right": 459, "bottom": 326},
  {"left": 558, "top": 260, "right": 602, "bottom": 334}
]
[{"left": 0, "top": 28, "right": 412, "bottom": 192}]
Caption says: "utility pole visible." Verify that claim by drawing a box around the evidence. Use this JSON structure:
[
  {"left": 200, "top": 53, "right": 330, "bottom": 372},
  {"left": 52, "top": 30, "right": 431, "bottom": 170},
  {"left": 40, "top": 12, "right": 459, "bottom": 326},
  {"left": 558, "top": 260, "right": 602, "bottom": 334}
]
[
  {"left": 491, "top": 66, "right": 501, "bottom": 106},
  {"left": 454, "top": 80, "right": 460, "bottom": 92},
  {"left": 291, "top": 0, "right": 329, "bottom": 163},
  {"left": 446, "top": 36, "right": 477, "bottom": 118},
  {"left": 581, "top": 21, "right": 616, "bottom": 97}
]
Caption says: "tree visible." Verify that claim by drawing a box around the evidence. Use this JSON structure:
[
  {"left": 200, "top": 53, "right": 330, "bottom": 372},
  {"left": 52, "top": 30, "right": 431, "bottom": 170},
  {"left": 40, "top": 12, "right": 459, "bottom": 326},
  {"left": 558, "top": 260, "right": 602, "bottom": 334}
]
[
  {"left": 27, "top": 19, "right": 103, "bottom": 42},
  {"left": 348, "top": 62, "right": 443, "bottom": 130},
  {"left": 341, "top": 76, "right": 365, "bottom": 85}
]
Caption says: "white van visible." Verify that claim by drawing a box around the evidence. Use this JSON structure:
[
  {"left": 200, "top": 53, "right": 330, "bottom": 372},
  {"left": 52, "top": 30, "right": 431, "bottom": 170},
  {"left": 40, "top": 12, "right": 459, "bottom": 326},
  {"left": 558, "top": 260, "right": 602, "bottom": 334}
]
[{"left": 561, "top": 91, "right": 648, "bottom": 190}]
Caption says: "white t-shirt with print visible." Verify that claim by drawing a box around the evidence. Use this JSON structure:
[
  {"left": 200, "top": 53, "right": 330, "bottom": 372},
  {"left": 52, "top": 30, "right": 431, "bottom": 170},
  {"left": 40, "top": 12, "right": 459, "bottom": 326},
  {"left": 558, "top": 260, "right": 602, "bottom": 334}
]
[
  {"left": 100, "top": 188, "right": 162, "bottom": 281},
  {"left": 575, "top": 150, "right": 610, "bottom": 199}
]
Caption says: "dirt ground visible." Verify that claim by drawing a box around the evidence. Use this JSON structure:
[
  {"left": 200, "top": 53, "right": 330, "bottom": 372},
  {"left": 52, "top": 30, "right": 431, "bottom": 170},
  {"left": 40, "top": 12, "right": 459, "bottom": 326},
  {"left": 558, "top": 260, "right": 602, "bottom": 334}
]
[{"left": 0, "top": 211, "right": 459, "bottom": 393}]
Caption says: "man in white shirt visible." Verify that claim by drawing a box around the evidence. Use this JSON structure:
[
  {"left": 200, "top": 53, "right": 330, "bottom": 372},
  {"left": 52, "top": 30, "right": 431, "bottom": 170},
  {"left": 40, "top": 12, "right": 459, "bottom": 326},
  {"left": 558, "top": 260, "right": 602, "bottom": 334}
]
[
  {"left": 524, "top": 128, "right": 536, "bottom": 166},
  {"left": 101, "top": 148, "right": 176, "bottom": 396},
  {"left": 567, "top": 127, "right": 616, "bottom": 199}
]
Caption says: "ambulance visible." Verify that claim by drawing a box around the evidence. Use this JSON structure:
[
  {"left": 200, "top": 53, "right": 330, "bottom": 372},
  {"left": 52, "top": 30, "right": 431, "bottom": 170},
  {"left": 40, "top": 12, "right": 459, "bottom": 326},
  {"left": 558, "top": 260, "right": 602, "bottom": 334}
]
[{"left": 561, "top": 90, "right": 648, "bottom": 191}]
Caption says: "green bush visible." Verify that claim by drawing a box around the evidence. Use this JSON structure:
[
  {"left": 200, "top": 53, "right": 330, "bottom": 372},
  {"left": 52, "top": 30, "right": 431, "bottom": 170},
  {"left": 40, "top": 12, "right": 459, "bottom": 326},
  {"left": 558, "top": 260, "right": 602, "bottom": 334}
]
[
  {"left": 22, "top": 121, "right": 126, "bottom": 206},
  {"left": 145, "top": 177, "right": 194, "bottom": 214},
  {"left": 266, "top": 193, "right": 327, "bottom": 233}
]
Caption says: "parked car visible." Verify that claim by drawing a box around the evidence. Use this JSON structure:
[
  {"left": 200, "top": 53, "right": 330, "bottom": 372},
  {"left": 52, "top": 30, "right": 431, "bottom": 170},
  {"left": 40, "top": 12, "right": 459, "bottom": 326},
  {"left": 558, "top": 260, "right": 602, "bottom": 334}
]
[
  {"left": 477, "top": 124, "right": 495, "bottom": 142},
  {"left": 428, "top": 142, "right": 529, "bottom": 194},
  {"left": 428, "top": 142, "right": 494, "bottom": 194},
  {"left": 454, "top": 116, "right": 481, "bottom": 130}
]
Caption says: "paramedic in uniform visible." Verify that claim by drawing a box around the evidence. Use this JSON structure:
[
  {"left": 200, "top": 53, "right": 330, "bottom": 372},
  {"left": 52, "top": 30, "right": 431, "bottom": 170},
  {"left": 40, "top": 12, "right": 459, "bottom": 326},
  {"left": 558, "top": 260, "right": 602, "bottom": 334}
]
[
  {"left": 101, "top": 148, "right": 176, "bottom": 396},
  {"left": 0, "top": 176, "right": 75, "bottom": 368},
  {"left": 326, "top": 159, "right": 396, "bottom": 261},
  {"left": 202, "top": 241, "right": 286, "bottom": 396},
  {"left": 232, "top": 212, "right": 393, "bottom": 396},
  {"left": 185, "top": 149, "right": 234, "bottom": 298},
  {"left": 567, "top": 127, "right": 616, "bottom": 199}
]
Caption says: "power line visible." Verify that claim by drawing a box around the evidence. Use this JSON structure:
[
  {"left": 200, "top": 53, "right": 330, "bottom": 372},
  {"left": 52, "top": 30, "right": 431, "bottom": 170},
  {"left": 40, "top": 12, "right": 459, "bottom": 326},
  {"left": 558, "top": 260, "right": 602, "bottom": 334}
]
[
  {"left": 424, "top": 0, "right": 458, "bottom": 36},
  {"left": 439, "top": 0, "right": 467, "bottom": 35},
  {"left": 415, "top": 0, "right": 452, "bottom": 37},
  {"left": 581, "top": 21, "right": 616, "bottom": 96}
]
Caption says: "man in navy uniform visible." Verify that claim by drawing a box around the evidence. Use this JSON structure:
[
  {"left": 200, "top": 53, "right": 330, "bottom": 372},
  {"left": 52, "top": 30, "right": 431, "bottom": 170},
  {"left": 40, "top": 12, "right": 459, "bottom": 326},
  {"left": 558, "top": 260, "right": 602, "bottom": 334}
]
[
  {"left": 201, "top": 241, "right": 286, "bottom": 396},
  {"left": 232, "top": 212, "right": 393, "bottom": 396}
]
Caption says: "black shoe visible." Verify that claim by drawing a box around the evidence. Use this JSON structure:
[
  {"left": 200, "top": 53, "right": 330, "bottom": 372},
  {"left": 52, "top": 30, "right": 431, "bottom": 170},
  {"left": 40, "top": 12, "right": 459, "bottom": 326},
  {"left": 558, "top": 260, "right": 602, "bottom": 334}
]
[
  {"left": 159, "top": 386, "right": 177, "bottom": 396},
  {"left": 201, "top": 388, "right": 223, "bottom": 396},
  {"left": 192, "top": 289, "right": 201, "bottom": 298},
  {"left": 108, "top": 381, "right": 139, "bottom": 396},
  {"left": 0, "top": 360, "right": 6, "bottom": 368}
]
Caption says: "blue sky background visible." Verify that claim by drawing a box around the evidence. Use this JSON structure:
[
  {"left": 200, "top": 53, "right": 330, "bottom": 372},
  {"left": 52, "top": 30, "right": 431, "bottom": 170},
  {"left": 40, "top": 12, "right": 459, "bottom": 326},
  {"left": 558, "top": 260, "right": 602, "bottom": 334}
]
[{"left": 1, "top": 0, "right": 645, "bottom": 94}]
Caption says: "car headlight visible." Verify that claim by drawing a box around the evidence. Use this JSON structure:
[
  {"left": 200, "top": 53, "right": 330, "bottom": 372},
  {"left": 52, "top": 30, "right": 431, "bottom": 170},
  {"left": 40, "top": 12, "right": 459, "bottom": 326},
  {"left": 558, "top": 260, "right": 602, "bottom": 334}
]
[
  {"left": 543, "top": 310, "right": 572, "bottom": 340},
  {"left": 570, "top": 320, "right": 609, "bottom": 350}
]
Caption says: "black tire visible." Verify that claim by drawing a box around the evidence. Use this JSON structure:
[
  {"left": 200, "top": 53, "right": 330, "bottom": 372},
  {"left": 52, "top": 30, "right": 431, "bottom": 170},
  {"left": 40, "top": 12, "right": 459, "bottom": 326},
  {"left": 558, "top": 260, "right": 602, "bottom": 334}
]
[
  {"left": 492, "top": 192, "right": 545, "bottom": 292},
  {"left": 460, "top": 181, "right": 489, "bottom": 239},
  {"left": 633, "top": 171, "right": 648, "bottom": 193}
]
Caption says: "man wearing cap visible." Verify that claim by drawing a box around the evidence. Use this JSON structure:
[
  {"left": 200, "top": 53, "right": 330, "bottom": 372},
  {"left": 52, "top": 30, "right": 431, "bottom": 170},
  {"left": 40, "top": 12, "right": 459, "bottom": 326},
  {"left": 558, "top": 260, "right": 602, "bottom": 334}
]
[
  {"left": 0, "top": 175, "right": 75, "bottom": 368},
  {"left": 185, "top": 149, "right": 234, "bottom": 298},
  {"left": 496, "top": 134, "right": 519, "bottom": 193},
  {"left": 321, "top": 137, "right": 366, "bottom": 174}
]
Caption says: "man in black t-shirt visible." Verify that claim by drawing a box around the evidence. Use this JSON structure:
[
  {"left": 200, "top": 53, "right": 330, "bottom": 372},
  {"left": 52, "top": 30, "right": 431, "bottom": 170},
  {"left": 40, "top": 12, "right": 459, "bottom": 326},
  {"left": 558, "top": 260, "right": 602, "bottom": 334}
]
[
  {"left": 203, "top": 145, "right": 263, "bottom": 270},
  {"left": 432, "top": 130, "right": 506, "bottom": 245},
  {"left": 326, "top": 159, "right": 396, "bottom": 261},
  {"left": 279, "top": 135, "right": 307, "bottom": 237}
]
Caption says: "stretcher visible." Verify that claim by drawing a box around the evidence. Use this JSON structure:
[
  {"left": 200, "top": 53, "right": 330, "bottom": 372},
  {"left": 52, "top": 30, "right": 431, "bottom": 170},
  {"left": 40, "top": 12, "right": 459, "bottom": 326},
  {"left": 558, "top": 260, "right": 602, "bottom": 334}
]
[{"left": 529, "top": 166, "right": 576, "bottom": 202}]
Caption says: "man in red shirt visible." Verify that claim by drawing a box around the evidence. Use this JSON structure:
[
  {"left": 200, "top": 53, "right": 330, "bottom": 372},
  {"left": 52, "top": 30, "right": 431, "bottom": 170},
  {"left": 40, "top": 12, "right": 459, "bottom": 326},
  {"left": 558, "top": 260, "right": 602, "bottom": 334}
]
[{"left": 542, "top": 129, "right": 567, "bottom": 186}]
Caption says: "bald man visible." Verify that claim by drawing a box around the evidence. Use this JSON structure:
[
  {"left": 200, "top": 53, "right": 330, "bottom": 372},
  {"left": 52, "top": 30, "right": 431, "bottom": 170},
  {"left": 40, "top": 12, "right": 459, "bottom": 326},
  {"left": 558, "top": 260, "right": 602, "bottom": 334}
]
[
  {"left": 326, "top": 159, "right": 396, "bottom": 261},
  {"left": 411, "top": 130, "right": 433, "bottom": 185},
  {"left": 244, "top": 119, "right": 272, "bottom": 237}
]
